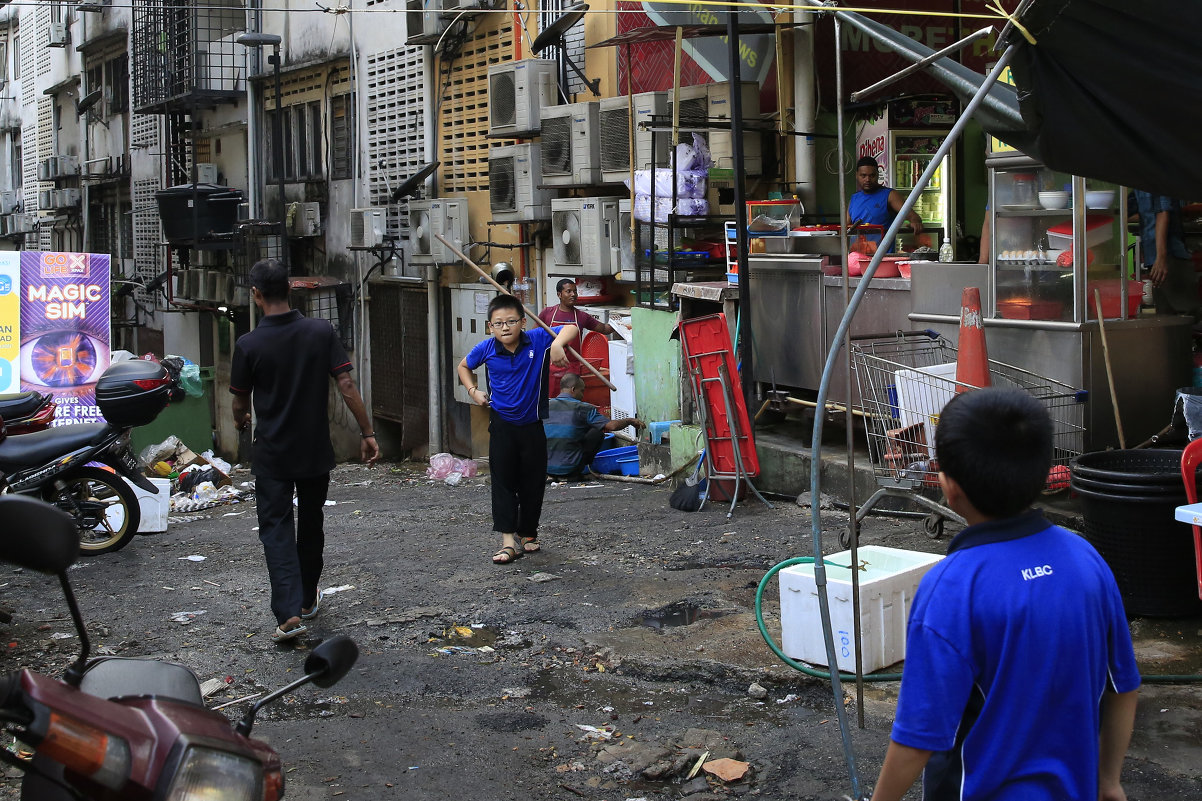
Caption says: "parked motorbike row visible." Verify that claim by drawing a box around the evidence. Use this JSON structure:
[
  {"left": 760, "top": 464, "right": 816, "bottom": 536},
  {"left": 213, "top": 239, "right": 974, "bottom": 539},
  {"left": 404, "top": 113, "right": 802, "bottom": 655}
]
[
  {"left": 0, "top": 358, "right": 184, "bottom": 554},
  {"left": 1, "top": 364, "right": 362, "bottom": 799}
]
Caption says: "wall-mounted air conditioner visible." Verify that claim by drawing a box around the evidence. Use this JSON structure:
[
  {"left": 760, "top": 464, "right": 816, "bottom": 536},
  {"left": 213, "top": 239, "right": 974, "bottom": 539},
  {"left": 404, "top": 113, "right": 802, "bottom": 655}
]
[
  {"left": 551, "top": 196, "right": 621, "bottom": 276},
  {"left": 0, "top": 190, "right": 19, "bottom": 215},
  {"left": 408, "top": 197, "right": 469, "bottom": 264},
  {"left": 48, "top": 22, "right": 69, "bottom": 47},
  {"left": 54, "top": 189, "right": 82, "bottom": 208},
  {"left": 196, "top": 163, "right": 219, "bottom": 184},
  {"left": 0, "top": 216, "right": 11, "bottom": 237},
  {"left": 708, "top": 81, "right": 762, "bottom": 174},
  {"left": 37, "top": 190, "right": 53, "bottom": 210},
  {"left": 37, "top": 155, "right": 81, "bottom": 181},
  {"left": 598, "top": 91, "right": 669, "bottom": 185},
  {"left": 540, "top": 101, "right": 600, "bottom": 187},
  {"left": 12, "top": 213, "right": 36, "bottom": 234},
  {"left": 666, "top": 84, "right": 709, "bottom": 147},
  {"left": 488, "top": 59, "right": 558, "bottom": 138},
  {"left": 350, "top": 207, "right": 386, "bottom": 249},
  {"left": 289, "top": 201, "right": 321, "bottom": 237},
  {"left": 489, "top": 143, "right": 552, "bottom": 223},
  {"left": 405, "top": 0, "right": 446, "bottom": 45}
]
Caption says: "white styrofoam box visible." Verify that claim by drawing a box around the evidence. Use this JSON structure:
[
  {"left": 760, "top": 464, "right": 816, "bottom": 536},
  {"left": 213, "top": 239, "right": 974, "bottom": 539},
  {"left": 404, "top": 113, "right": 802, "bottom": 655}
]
[
  {"left": 608, "top": 339, "right": 636, "bottom": 438},
  {"left": 1046, "top": 215, "right": 1114, "bottom": 252},
  {"left": 894, "top": 362, "right": 958, "bottom": 457},
  {"left": 127, "top": 477, "right": 171, "bottom": 533},
  {"left": 779, "top": 546, "right": 944, "bottom": 673}
]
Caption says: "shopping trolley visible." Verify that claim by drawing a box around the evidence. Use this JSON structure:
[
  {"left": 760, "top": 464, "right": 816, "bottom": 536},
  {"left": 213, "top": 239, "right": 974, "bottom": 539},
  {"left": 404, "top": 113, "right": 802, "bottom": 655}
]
[{"left": 850, "top": 330, "right": 1087, "bottom": 539}]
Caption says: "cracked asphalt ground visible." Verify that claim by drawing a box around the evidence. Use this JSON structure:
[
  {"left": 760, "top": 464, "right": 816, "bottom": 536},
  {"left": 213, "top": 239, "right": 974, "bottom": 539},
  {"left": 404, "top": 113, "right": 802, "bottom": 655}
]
[{"left": 2, "top": 461, "right": 1200, "bottom": 799}]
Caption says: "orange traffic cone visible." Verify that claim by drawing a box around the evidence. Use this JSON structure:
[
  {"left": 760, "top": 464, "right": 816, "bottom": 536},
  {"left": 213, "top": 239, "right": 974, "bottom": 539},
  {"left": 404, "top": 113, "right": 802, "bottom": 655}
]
[{"left": 955, "top": 287, "right": 990, "bottom": 392}]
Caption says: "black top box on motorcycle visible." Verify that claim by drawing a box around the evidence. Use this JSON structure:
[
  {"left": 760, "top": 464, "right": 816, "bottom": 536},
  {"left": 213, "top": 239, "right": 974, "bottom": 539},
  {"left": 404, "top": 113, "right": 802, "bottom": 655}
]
[{"left": 96, "top": 361, "right": 172, "bottom": 427}]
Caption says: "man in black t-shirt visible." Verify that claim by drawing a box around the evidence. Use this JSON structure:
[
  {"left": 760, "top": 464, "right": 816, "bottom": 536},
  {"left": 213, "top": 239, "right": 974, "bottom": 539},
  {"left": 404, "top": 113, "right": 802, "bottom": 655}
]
[{"left": 231, "top": 259, "right": 380, "bottom": 642}]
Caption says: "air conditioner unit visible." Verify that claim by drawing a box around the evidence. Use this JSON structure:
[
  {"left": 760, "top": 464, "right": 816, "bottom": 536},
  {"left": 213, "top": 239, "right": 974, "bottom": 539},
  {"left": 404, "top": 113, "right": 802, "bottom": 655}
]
[
  {"left": 38, "top": 190, "right": 54, "bottom": 210},
  {"left": 289, "top": 201, "right": 321, "bottom": 237},
  {"left": 0, "top": 216, "right": 10, "bottom": 237},
  {"left": 488, "top": 59, "right": 558, "bottom": 138},
  {"left": 55, "top": 189, "right": 82, "bottom": 208},
  {"left": 350, "top": 207, "right": 386, "bottom": 249},
  {"left": 616, "top": 198, "right": 635, "bottom": 277},
  {"left": 489, "top": 143, "right": 552, "bottom": 223},
  {"left": 193, "top": 250, "right": 220, "bottom": 268},
  {"left": 666, "top": 84, "right": 709, "bottom": 147},
  {"left": 540, "top": 101, "right": 600, "bottom": 187},
  {"left": 599, "top": 91, "right": 669, "bottom": 185},
  {"left": 551, "top": 196, "right": 622, "bottom": 276},
  {"left": 196, "top": 163, "right": 219, "bottom": 184},
  {"left": 48, "top": 22, "right": 69, "bottom": 47},
  {"left": 38, "top": 155, "right": 80, "bottom": 180},
  {"left": 0, "top": 190, "right": 19, "bottom": 215},
  {"left": 408, "top": 197, "right": 470, "bottom": 264},
  {"left": 405, "top": 0, "right": 446, "bottom": 45},
  {"left": 707, "top": 81, "right": 762, "bottom": 174}
]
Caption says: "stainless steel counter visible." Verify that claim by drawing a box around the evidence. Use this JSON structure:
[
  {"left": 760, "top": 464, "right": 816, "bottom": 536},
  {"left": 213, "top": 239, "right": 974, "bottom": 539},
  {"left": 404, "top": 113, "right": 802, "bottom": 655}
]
[
  {"left": 747, "top": 255, "right": 825, "bottom": 392},
  {"left": 822, "top": 274, "right": 914, "bottom": 407},
  {"left": 907, "top": 262, "right": 1191, "bottom": 450}
]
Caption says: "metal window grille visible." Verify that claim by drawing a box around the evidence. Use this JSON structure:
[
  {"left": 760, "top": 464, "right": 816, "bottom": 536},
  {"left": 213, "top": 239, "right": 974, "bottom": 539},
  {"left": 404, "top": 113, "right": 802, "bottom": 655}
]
[
  {"left": 539, "top": 0, "right": 586, "bottom": 98},
  {"left": 330, "top": 93, "right": 353, "bottom": 180},
  {"left": 130, "top": 0, "right": 245, "bottom": 114},
  {"left": 365, "top": 46, "right": 426, "bottom": 239}
]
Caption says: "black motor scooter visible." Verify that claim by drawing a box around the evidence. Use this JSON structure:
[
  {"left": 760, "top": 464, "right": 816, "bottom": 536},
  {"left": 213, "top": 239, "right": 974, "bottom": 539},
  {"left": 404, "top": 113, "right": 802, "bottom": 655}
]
[{"left": 0, "top": 359, "right": 183, "bottom": 554}]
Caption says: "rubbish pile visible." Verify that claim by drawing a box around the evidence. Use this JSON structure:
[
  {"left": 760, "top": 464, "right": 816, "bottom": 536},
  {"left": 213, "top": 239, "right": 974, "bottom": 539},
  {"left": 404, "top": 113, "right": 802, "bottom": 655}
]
[{"left": 139, "top": 435, "right": 251, "bottom": 513}]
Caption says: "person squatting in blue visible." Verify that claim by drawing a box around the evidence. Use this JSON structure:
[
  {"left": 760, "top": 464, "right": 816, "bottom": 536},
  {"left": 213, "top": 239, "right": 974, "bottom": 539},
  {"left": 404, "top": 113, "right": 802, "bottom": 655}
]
[{"left": 871, "top": 387, "right": 1139, "bottom": 801}]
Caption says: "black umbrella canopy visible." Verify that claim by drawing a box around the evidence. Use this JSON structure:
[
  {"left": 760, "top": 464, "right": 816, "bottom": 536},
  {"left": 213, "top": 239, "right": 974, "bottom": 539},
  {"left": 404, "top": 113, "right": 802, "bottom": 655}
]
[{"left": 1006, "top": 0, "right": 1202, "bottom": 198}]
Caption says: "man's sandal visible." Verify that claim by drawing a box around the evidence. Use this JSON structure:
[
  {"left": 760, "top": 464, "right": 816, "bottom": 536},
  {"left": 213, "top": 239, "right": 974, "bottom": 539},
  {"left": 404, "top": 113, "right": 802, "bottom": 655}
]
[
  {"left": 492, "top": 545, "right": 522, "bottom": 564},
  {"left": 272, "top": 622, "right": 308, "bottom": 642},
  {"left": 520, "top": 537, "right": 541, "bottom": 553}
]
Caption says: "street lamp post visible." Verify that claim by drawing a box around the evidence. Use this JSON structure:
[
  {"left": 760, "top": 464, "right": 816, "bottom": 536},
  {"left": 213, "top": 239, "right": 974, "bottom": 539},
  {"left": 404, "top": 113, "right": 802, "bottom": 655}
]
[{"left": 236, "top": 32, "right": 288, "bottom": 268}]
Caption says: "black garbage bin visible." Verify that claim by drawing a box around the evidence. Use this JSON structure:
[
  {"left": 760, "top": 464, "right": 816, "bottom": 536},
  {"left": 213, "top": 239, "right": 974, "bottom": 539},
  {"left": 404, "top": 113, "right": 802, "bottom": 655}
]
[
  {"left": 1071, "top": 449, "right": 1202, "bottom": 617},
  {"left": 155, "top": 184, "right": 244, "bottom": 244}
]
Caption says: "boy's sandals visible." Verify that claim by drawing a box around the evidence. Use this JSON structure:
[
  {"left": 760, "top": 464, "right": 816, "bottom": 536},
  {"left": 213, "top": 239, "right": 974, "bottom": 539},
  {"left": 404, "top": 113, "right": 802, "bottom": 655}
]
[
  {"left": 520, "top": 536, "right": 541, "bottom": 553},
  {"left": 492, "top": 545, "right": 522, "bottom": 564},
  {"left": 272, "top": 621, "right": 308, "bottom": 642}
]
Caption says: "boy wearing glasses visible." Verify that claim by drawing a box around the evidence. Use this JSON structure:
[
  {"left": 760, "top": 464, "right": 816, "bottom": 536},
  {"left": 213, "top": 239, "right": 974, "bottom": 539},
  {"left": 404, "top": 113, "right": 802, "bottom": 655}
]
[{"left": 457, "top": 295, "right": 578, "bottom": 564}]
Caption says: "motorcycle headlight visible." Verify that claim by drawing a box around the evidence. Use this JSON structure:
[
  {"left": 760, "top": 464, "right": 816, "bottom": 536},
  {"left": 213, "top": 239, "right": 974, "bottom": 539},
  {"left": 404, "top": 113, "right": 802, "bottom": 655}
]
[{"left": 164, "top": 747, "right": 262, "bottom": 801}]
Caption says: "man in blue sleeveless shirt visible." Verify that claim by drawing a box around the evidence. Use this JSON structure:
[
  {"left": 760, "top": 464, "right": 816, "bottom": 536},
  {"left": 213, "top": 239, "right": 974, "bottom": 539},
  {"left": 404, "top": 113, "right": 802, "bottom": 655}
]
[{"left": 848, "top": 156, "right": 924, "bottom": 253}]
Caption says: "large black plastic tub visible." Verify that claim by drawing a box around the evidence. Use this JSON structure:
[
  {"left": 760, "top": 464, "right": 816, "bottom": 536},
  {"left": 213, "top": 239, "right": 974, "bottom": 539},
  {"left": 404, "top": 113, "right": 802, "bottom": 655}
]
[
  {"left": 155, "top": 184, "right": 243, "bottom": 244},
  {"left": 1070, "top": 449, "right": 1202, "bottom": 617}
]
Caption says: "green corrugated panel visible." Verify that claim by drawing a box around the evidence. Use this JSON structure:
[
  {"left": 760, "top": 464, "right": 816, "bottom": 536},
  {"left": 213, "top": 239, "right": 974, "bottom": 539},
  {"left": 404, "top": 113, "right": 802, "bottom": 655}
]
[{"left": 631, "top": 307, "right": 682, "bottom": 425}]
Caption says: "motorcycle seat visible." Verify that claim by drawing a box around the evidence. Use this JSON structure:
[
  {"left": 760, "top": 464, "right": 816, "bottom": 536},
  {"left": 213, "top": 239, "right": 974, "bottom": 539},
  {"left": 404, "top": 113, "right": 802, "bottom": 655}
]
[
  {"left": 0, "top": 392, "right": 45, "bottom": 421},
  {"left": 82, "top": 657, "right": 204, "bottom": 706},
  {"left": 0, "top": 423, "right": 110, "bottom": 474}
]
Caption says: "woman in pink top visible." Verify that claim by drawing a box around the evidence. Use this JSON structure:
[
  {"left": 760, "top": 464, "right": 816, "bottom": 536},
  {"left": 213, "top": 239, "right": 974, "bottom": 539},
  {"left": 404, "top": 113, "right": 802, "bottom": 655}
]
[{"left": 538, "top": 279, "right": 615, "bottom": 397}]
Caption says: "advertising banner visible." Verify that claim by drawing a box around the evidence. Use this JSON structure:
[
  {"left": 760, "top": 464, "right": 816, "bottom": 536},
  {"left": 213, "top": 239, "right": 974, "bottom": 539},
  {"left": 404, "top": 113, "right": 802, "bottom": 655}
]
[
  {"left": 19, "top": 252, "right": 111, "bottom": 426},
  {"left": 0, "top": 252, "right": 18, "bottom": 393}
]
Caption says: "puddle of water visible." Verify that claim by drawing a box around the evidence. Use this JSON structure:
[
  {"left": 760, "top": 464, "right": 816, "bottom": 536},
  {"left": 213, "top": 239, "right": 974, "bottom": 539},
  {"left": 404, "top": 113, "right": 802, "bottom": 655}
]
[
  {"left": 433, "top": 625, "right": 498, "bottom": 648},
  {"left": 639, "top": 602, "right": 734, "bottom": 631}
]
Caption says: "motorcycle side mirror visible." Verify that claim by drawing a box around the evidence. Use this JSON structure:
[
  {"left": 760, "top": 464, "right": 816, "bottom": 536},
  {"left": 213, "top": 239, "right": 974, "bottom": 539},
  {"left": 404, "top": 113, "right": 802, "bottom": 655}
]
[
  {"left": 305, "top": 635, "right": 359, "bottom": 688},
  {"left": 0, "top": 496, "right": 78, "bottom": 573},
  {"left": 235, "top": 635, "right": 361, "bottom": 737}
]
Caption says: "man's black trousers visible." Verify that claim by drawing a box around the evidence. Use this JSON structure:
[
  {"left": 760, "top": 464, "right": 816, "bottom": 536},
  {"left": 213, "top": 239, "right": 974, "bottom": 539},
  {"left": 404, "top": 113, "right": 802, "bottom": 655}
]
[{"left": 255, "top": 473, "right": 330, "bottom": 625}]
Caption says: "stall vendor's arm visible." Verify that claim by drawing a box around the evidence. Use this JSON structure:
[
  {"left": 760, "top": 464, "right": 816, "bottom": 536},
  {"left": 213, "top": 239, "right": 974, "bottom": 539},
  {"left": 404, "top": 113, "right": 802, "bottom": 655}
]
[
  {"left": 550, "top": 325, "right": 579, "bottom": 367},
  {"left": 1150, "top": 208, "right": 1171, "bottom": 287},
  {"left": 888, "top": 190, "right": 925, "bottom": 235}
]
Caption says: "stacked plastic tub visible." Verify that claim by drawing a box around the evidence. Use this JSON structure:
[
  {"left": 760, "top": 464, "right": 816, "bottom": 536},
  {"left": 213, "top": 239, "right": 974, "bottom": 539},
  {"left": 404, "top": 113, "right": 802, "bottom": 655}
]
[{"left": 1071, "top": 449, "right": 1202, "bottom": 617}]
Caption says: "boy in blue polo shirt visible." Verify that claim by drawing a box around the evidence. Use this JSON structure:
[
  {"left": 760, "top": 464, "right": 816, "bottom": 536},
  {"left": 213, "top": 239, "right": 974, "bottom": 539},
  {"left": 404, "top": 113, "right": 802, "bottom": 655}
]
[
  {"left": 457, "top": 295, "right": 577, "bottom": 565},
  {"left": 871, "top": 388, "right": 1140, "bottom": 801}
]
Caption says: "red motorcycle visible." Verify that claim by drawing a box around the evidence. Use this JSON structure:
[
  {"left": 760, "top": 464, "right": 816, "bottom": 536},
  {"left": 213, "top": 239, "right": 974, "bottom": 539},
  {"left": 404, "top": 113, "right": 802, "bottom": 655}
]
[
  {"left": 0, "top": 495, "right": 359, "bottom": 800},
  {"left": 0, "top": 391, "right": 56, "bottom": 435}
]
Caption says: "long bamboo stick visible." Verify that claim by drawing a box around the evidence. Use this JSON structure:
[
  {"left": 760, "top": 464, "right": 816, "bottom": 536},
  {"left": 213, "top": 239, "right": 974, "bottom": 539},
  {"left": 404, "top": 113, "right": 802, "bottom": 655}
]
[{"left": 436, "top": 234, "right": 618, "bottom": 391}]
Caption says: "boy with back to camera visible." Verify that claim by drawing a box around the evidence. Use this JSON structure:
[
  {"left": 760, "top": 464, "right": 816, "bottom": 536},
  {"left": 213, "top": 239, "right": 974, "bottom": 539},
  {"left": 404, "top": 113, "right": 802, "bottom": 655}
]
[
  {"left": 457, "top": 295, "right": 577, "bottom": 565},
  {"left": 871, "top": 388, "right": 1140, "bottom": 801}
]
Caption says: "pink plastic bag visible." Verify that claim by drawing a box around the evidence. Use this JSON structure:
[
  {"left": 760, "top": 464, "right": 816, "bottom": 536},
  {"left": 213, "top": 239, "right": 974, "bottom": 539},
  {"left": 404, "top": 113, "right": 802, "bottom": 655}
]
[{"left": 426, "top": 453, "right": 456, "bottom": 479}]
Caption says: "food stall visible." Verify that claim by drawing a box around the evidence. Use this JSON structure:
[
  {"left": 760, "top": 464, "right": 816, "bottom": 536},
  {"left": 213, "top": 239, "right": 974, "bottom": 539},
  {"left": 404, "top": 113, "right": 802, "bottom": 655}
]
[{"left": 910, "top": 156, "right": 1192, "bottom": 450}]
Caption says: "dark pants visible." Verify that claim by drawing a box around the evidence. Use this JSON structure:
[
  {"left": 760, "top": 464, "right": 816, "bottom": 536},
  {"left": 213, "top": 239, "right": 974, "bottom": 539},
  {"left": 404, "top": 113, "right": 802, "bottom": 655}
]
[
  {"left": 489, "top": 412, "right": 547, "bottom": 536},
  {"left": 579, "top": 426, "right": 606, "bottom": 472},
  {"left": 255, "top": 473, "right": 329, "bottom": 625}
]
